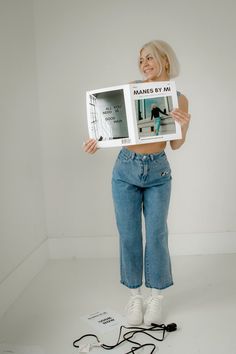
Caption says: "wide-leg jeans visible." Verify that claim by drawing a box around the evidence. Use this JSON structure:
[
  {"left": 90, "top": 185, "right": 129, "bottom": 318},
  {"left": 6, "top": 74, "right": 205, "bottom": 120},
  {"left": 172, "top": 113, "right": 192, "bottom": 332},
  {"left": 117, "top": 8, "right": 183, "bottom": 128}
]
[{"left": 112, "top": 147, "right": 173, "bottom": 290}]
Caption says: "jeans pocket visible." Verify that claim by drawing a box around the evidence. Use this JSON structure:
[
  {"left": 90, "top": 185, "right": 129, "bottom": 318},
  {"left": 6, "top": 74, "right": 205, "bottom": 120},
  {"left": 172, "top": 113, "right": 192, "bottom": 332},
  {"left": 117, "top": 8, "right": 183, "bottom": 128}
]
[{"left": 151, "top": 157, "right": 171, "bottom": 179}]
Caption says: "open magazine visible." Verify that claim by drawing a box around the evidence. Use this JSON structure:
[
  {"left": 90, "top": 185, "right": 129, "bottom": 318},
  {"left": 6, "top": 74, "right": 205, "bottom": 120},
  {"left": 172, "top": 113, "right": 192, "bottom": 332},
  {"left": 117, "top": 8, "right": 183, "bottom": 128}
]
[{"left": 86, "top": 80, "right": 181, "bottom": 148}]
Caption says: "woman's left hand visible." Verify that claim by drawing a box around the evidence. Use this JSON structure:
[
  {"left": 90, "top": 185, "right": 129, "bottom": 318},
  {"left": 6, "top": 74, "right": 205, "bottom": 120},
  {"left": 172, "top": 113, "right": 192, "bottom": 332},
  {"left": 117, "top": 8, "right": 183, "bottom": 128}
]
[{"left": 170, "top": 108, "right": 191, "bottom": 128}]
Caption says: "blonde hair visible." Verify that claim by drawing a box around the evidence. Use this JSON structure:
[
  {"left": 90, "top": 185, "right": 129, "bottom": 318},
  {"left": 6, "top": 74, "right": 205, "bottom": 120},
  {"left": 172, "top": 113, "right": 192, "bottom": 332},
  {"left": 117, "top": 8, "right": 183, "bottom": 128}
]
[{"left": 139, "top": 40, "right": 180, "bottom": 79}]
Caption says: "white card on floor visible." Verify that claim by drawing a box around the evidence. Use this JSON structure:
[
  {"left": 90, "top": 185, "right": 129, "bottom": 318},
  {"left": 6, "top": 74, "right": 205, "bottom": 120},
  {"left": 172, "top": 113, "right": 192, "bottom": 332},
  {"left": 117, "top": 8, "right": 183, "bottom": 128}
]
[
  {"left": 0, "top": 344, "right": 44, "bottom": 354},
  {"left": 81, "top": 309, "right": 125, "bottom": 333}
]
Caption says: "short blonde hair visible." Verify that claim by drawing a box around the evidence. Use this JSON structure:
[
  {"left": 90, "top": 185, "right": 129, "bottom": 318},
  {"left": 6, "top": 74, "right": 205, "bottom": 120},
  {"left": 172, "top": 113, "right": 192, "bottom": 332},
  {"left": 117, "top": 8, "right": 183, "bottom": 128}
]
[{"left": 139, "top": 40, "right": 180, "bottom": 79}]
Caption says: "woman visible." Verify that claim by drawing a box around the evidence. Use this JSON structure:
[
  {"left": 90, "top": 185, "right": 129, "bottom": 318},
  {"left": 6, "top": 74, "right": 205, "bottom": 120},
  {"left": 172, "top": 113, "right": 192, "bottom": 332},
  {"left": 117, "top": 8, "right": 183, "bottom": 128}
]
[
  {"left": 150, "top": 104, "right": 169, "bottom": 135},
  {"left": 84, "top": 40, "right": 190, "bottom": 326}
]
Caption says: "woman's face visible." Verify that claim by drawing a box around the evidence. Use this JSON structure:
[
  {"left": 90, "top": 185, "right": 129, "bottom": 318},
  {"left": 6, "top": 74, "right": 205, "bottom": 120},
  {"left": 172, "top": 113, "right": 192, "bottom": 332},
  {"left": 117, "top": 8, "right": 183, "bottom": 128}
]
[{"left": 139, "top": 47, "right": 168, "bottom": 81}]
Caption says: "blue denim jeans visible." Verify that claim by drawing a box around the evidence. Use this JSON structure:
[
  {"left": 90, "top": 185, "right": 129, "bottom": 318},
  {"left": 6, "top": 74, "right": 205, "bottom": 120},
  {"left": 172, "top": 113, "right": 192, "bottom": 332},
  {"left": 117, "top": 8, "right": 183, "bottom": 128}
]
[
  {"left": 154, "top": 117, "right": 161, "bottom": 135},
  {"left": 112, "top": 147, "right": 173, "bottom": 290}
]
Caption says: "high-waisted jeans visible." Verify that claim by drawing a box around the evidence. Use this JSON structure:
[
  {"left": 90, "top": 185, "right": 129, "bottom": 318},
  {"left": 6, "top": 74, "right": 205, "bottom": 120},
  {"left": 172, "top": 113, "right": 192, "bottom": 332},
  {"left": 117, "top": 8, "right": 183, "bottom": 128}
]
[{"left": 112, "top": 147, "right": 173, "bottom": 290}]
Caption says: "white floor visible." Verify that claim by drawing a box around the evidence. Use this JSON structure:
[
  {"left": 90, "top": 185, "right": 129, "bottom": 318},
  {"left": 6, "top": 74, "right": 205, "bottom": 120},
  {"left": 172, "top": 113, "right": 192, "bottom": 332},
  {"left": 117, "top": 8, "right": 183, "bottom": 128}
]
[{"left": 0, "top": 254, "right": 236, "bottom": 354}]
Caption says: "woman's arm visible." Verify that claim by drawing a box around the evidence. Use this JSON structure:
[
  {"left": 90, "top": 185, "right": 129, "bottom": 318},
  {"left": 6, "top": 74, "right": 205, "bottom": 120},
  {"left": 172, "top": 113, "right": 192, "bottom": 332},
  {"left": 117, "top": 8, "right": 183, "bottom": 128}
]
[
  {"left": 158, "top": 108, "right": 169, "bottom": 116},
  {"left": 170, "top": 94, "right": 191, "bottom": 150}
]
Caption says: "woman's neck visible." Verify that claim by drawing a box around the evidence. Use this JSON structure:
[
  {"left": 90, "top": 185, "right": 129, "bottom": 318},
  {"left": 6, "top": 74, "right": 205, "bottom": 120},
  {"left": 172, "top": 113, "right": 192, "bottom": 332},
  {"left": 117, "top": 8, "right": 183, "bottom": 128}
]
[{"left": 144, "top": 73, "right": 170, "bottom": 82}]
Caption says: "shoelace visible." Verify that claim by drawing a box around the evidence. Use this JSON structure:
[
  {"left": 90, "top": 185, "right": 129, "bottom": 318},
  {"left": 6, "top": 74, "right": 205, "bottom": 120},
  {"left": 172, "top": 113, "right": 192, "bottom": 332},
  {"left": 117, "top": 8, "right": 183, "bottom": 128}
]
[
  {"left": 145, "top": 296, "right": 162, "bottom": 311},
  {"left": 126, "top": 295, "right": 143, "bottom": 312}
]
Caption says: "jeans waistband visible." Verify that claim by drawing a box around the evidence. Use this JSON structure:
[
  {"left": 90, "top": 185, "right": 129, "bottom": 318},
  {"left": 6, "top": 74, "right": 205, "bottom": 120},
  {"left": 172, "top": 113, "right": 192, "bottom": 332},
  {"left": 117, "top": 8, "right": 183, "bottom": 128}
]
[{"left": 120, "top": 147, "right": 166, "bottom": 161}]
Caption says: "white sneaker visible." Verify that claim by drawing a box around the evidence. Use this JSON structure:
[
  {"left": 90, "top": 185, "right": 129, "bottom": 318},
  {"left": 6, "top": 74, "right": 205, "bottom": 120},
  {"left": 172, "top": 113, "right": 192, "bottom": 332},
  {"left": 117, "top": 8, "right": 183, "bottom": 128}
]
[
  {"left": 144, "top": 295, "right": 163, "bottom": 326},
  {"left": 125, "top": 295, "right": 143, "bottom": 325}
]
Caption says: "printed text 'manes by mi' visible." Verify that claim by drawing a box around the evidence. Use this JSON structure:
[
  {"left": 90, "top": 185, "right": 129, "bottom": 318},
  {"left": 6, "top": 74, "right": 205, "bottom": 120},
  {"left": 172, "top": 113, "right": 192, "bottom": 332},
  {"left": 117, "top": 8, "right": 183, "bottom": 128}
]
[{"left": 133, "top": 86, "right": 170, "bottom": 95}]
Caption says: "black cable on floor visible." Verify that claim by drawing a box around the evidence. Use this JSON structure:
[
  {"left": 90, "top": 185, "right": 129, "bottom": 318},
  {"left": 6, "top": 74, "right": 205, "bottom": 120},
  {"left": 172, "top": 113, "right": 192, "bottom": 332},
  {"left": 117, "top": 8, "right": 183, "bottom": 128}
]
[{"left": 73, "top": 322, "right": 177, "bottom": 353}]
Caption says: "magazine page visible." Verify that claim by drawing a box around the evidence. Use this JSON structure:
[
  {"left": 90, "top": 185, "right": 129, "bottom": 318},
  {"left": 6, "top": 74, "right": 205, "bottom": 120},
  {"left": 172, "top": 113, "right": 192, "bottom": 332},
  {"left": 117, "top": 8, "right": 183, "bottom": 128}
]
[
  {"left": 86, "top": 81, "right": 181, "bottom": 148},
  {"left": 129, "top": 80, "right": 182, "bottom": 144},
  {"left": 86, "top": 84, "right": 134, "bottom": 148}
]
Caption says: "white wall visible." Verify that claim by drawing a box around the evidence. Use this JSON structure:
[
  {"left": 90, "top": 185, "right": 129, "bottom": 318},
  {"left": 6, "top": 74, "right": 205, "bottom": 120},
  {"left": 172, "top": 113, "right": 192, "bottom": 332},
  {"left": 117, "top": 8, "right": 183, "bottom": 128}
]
[
  {"left": 0, "top": 0, "right": 235, "bottom": 285},
  {"left": 0, "top": 0, "right": 235, "bottom": 319},
  {"left": 33, "top": 0, "right": 236, "bottom": 243},
  {"left": 0, "top": 0, "right": 46, "bottom": 283}
]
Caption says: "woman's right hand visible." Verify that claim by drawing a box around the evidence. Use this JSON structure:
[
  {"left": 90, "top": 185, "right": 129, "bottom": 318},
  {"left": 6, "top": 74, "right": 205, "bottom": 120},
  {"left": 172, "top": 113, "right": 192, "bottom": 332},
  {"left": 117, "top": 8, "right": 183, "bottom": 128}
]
[{"left": 83, "top": 138, "right": 98, "bottom": 154}]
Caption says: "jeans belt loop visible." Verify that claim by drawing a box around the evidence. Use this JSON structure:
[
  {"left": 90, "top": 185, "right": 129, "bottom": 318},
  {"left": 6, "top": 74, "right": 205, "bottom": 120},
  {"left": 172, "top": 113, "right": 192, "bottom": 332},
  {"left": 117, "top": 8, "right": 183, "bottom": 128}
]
[{"left": 150, "top": 154, "right": 154, "bottom": 161}]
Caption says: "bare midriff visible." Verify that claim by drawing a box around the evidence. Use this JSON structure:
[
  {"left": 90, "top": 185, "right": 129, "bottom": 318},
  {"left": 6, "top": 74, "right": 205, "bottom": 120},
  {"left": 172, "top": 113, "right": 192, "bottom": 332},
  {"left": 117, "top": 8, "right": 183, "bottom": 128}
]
[{"left": 126, "top": 141, "right": 167, "bottom": 155}]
